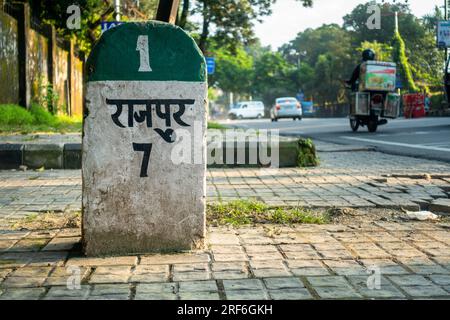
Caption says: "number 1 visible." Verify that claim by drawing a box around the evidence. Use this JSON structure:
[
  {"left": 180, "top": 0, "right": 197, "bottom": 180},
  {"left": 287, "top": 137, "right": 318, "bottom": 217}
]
[{"left": 136, "top": 35, "right": 152, "bottom": 72}]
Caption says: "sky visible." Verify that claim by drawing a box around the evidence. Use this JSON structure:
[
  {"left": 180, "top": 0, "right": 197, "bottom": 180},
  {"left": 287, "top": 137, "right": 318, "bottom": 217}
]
[{"left": 254, "top": 0, "right": 444, "bottom": 49}]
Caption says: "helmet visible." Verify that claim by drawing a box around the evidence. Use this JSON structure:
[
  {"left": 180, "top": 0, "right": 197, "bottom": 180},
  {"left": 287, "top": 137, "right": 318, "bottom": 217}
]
[{"left": 362, "top": 49, "right": 376, "bottom": 61}]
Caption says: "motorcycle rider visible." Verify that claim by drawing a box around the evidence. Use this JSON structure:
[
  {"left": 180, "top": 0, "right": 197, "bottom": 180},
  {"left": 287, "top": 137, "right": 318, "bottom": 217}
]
[{"left": 346, "top": 49, "right": 376, "bottom": 91}]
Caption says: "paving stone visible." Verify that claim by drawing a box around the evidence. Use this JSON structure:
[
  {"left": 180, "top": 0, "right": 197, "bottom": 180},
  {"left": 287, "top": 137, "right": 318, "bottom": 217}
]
[
  {"left": 135, "top": 283, "right": 177, "bottom": 296},
  {"left": 178, "top": 280, "right": 218, "bottom": 292},
  {"left": 140, "top": 253, "right": 210, "bottom": 265},
  {"left": 225, "top": 290, "right": 268, "bottom": 300},
  {"left": 346, "top": 276, "right": 405, "bottom": 299},
  {"left": 45, "top": 285, "right": 90, "bottom": 299},
  {"left": 429, "top": 275, "right": 450, "bottom": 286},
  {"left": 268, "top": 288, "right": 313, "bottom": 300},
  {"left": 90, "top": 284, "right": 130, "bottom": 297},
  {"left": 213, "top": 253, "right": 248, "bottom": 262},
  {"left": 66, "top": 256, "right": 137, "bottom": 267},
  {"left": 263, "top": 277, "right": 305, "bottom": 290},
  {"left": 42, "top": 237, "right": 80, "bottom": 251},
  {"left": 0, "top": 287, "right": 46, "bottom": 300},
  {"left": 179, "top": 291, "right": 220, "bottom": 300},
  {"left": 1, "top": 276, "right": 46, "bottom": 288},
  {"left": 173, "top": 271, "right": 211, "bottom": 282},
  {"left": 313, "top": 285, "right": 362, "bottom": 299},
  {"left": 135, "top": 292, "right": 178, "bottom": 300},
  {"left": 306, "top": 276, "right": 350, "bottom": 287},
  {"left": 401, "top": 285, "right": 449, "bottom": 298},
  {"left": 223, "top": 279, "right": 264, "bottom": 291},
  {"left": 388, "top": 275, "right": 434, "bottom": 286}
]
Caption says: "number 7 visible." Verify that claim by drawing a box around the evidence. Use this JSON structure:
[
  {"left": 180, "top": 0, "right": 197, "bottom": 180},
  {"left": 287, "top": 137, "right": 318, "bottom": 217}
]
[{"left": 133, "top": 143, "right": 152, "bottom": 177}]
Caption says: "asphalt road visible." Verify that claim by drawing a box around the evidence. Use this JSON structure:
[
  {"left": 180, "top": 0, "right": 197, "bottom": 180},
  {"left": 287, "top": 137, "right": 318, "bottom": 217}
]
[{"left": 219, "top": 117, "right": 450, "bottom": 163}]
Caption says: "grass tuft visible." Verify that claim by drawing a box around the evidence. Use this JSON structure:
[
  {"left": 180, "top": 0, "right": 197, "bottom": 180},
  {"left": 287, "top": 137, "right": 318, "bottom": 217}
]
[{"left": 207, "top": 199, "right": 328, "bottom": 226}]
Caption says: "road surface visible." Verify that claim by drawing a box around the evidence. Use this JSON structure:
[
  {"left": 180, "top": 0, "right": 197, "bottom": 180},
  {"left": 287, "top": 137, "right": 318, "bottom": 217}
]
[{"left": 219, "top": 117, "right": 450, "bottom": 163}]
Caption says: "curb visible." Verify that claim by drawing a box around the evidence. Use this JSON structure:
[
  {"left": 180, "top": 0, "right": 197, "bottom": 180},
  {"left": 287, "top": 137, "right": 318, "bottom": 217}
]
[{"left": 0, "top": 139, "right": 304, "bottom": 170}]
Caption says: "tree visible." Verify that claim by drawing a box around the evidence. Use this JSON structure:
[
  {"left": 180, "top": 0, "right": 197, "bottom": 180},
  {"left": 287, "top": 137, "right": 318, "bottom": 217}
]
[
  {"left": 190, "top": 0, "right": 314, "bottom": 53},
  {"left": 252, "top": 51, "right": 297, "bottom": 107},
  {"left": 210, "top": 46, "right": 254, "bottom": 96},
  {"left": 343, "top": 1, "right": 443, "bottom": 90},
  {"left": 280, "top": 24, "right": 353, "bottom": 105},
  {"left": 392, "top": 30, "right": 418, "bottom": 93}
]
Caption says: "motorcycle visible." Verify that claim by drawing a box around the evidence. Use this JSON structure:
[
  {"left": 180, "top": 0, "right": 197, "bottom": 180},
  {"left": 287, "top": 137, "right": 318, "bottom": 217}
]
[{"left": 345, "top": 61, "right": 400, "bottom": 133}]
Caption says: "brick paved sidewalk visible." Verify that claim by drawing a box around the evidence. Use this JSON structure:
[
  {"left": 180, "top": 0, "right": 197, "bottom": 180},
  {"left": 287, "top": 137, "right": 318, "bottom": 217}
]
[
  {"left": 0, "top": 220, "right": 449, "bottom": 300},
  {"left": 1, "top": 144, "right": 450, "bottom": 226}
]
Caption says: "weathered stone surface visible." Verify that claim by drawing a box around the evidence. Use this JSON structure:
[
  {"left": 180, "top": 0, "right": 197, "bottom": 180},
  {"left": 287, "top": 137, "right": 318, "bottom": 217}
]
[
  {"left": 430, "top": 199, "right": 450, "bottom": 215},
  {"left": 82, "top": 22, "right": 207, "bottom": 255},
  {"left": 23, "top": 144, "right": 63, "bottom": 169}
]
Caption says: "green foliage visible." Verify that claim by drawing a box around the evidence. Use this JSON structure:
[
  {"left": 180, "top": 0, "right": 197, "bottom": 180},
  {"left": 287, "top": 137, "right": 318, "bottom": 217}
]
[
  {"left": 207, "top": 199, "right": 327, "bottom": 226},
  {"left": 0, "top": 105, "right": 34, "bottom": 126},
  {"left": 0, "top": 104, "right": 81, "bottom": 134},
  {"left": 344, "top": 1, "right": 443, "bottom": 91},
  {"left": 210, "top": 46, "right": 254, "bottom": 95},
  {"left": 207, "top": 122, "right": 228, "bottom": 130},
  {"left": 297, "top": 138, "right": 319, "bottom": 167},
  {"left": 29, "top": 104, "right": 57, "bottom": 126},
  {"left": 252, "top": 51, "right": 297, "bottom": 106},
  {"left": 392, "top": 31, "right": 418, "bottom": 93},
  {"left": 357, "top": 41, "right": 393, "bottom": 62}
]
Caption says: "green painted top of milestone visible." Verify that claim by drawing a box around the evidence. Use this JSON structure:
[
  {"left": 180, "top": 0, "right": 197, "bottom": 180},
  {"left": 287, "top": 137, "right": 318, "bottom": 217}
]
[{"left": 86, "top": 21, "right": 206, "bottom": 82}]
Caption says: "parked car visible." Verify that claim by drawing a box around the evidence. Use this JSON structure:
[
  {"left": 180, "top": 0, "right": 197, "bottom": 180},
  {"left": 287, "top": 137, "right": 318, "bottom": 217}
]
[
  {"left": 270, "top": 97, "right": 302, "bottom": 122},
  {"left": 228, "top": 101, "right": 265, "bottom": 119}
]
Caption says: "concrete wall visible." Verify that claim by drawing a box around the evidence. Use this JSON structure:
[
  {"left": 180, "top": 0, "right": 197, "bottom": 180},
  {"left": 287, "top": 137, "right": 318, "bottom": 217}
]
[
  {"left": 0, "top": 4, "right": 84, "bottom": 116},
  {"left": 27, "top": 28, "right": 49, "bottom": 105},
  {"left": 55, "top": 45, "right": 69, "bottom": 113},
  {"left": 0, "top": 11, "right": 19, "bottom": 105}
]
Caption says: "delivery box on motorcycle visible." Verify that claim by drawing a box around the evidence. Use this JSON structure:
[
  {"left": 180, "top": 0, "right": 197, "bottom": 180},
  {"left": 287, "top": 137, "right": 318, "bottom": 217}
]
[{"left": 359, "top": 61, "right": 397, "bottom": 92}]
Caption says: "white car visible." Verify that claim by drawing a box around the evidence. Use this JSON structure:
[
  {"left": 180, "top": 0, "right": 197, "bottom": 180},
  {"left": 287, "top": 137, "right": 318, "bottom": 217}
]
[
  {"left": 271, "top": 97, "right": 302, "bottom": 122},
  {"left": 228, "top": 101, "right": 265, "bottom": 119}
]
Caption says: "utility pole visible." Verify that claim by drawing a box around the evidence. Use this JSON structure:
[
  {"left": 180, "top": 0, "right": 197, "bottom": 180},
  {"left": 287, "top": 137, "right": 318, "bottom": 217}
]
[
  {"left": 115, "top": 0, "right": 121, "bottom": 21},
  {"left": 445, "top": 0, "right": 448, "bottom": 64}
]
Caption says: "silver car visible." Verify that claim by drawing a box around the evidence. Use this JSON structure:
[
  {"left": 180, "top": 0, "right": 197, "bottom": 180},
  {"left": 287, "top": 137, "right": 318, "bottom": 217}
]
[{"left": 270, "top": 97, "right": 302, "bottom": 122}]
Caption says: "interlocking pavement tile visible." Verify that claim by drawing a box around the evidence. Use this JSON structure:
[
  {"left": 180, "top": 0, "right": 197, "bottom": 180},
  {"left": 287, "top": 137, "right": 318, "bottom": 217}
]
[
  {"left": 178, "top": 280, "right": 218, "bottom": 292},
  {"left": 360, "top": 259, "right": 409, "bottom": 275},
  {"left": 387, "top": 275, "right": 434, "bottom": 286},
  {"left": 247, "top": 251, "right": 284, "bottom": 261},
  {"left": 346, "top": 276, "right": 405, "bottom": 299},
  {"left": 44, "top": 285, "right": 90, "bottom": 300},
  {"left": 244, "top": 245, "right": 279, "bottom": 254},
  {"left": 318, "top": 250, "right": 353, "bottom": 260},
  {"left": 306, "top": 276, "right": 350, "bottom": 287},
  {"left": 223, "top": 279, "right": 264, "bottom": 291},
  {"left": 212, "top": 262, "right": 249, "bottom": 280},
  {"left": 8, "top": 239, "right": 50, "bottom": 252},
  {"left": 322, "top": 259, "right": 367, "bottom": 276},
  {"left": 0, "top": 231, "right": 30, "bottom": 241},
  {"left": 213, "top": 253, "right": 248, "bottom": 262},
  {"left": 9, "top": 266, "right": 52, "bottom": 278},
  {"left": 0, "top": 252, "right": 33, "bottom": 269},
  {"left": 0, "top": 287, "right": 46, "bottom": 300},
  {"left": 130, "top": 265, "right": 169, "bottom": 283},
  {"left": 135, "top": 292, "right": 178, "bottom": 300},
  {"left": 89, "top": 266, "right": 132, "bottom": 284},
  {"left": 66, "top": 255, "right": 137, "bottom": 267},
  {"left": 211, "top": 245, "right": 244, "bottom": 254},
  {"left": 313, "top": 285, "right": 362, "bottom": 299},
  {"left": 90, "top": 284, "right": 130, "bottom": 299},
  {"left": 263, "top": 277, "right": 305, "bottom": 290},
  {"left": 268, "top": 288, "right": 313, "bottom": 300},
  {"left": 44, "top": 266, "right": 90, "bottom": 286},
  {"left": 1, "top": 276, "right": 46, "bottom": 288},
  {"left": 400, "top": 285, "right": 449, "bottom": 298},
  {"left": 429, "top": 275, "right": 450, "bottom": 286},
  {"left": 140, "top": 253, "right": 209, "bottom": 265},
  {"left": 208, "top": 233, "right": 240, "bottom": 245},
  {"left": 42, "top": 237, "right": 80, "bottom": 251},
  {"left": 179, "top": 291, "right": 220, "bottom": 300},
  {"left": 172, "top": 263, "right": 211, "bottom": 281},
  {"left": 225, "top": 290, "right": 268, "bottom": 300},
  {"left": 286, "top": 259, "right": 331, "bottom": 276},
  {"left": 250, "top": 260, "right": 291, "bottom": 278}
]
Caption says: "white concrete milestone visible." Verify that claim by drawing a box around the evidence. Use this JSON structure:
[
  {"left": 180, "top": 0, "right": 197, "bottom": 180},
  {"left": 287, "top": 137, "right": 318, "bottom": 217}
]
[{"left": 82, "top": 22, "right": 207, "bottom": 255}]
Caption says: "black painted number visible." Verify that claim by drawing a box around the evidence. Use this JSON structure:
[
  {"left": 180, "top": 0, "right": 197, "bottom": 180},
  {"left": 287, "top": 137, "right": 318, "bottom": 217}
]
[{"left": 132, "top": 143, "right": 152, "bottom": 177}]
